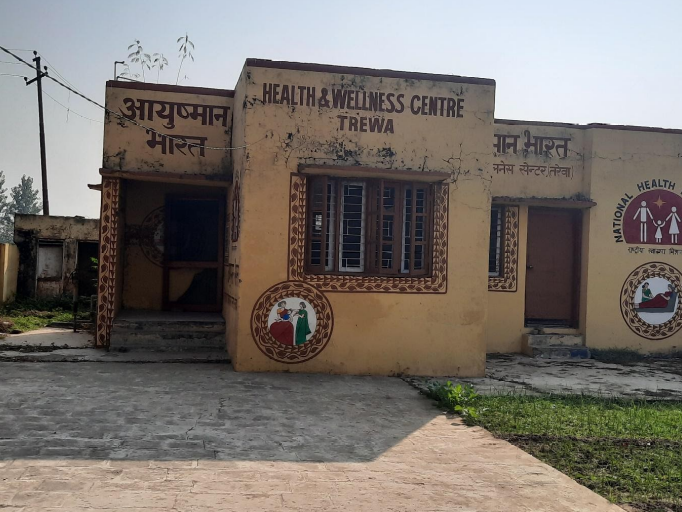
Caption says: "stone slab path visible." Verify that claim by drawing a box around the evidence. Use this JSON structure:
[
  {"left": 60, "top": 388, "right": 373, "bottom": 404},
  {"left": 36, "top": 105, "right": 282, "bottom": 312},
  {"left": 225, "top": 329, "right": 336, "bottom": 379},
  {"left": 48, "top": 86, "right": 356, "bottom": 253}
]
[{"left": 0, "top": 363, "right": 622, "bottom": 511}]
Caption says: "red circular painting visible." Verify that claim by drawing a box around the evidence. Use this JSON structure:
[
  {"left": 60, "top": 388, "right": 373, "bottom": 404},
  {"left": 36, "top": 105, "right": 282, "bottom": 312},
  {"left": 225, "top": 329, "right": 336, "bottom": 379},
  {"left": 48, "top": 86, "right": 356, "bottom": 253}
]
[
  {"left": 623, "top": 190, "right": 682, "bottom": 245},
  {"left": 251, "top": 281, "right": 334, "bottom": 364}
]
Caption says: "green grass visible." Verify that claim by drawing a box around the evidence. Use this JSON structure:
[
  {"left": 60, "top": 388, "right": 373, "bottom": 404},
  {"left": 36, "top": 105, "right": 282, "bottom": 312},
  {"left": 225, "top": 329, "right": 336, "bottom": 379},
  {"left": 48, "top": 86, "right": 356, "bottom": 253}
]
[
  {"left": 0, "top": 297, "right": 91, "bottom": 334},
  {"left": 427, "top": 386, "right": 682, "bottom": 511}
]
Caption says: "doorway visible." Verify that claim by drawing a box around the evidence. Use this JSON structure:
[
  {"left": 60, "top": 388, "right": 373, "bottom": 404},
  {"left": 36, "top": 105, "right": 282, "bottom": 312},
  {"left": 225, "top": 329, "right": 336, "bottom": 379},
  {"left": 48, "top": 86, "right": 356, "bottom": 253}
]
[
  {"left": 76, "top": 241, "right": 99, "bottom": 298},
  {"left": 163, "top": 196, "right": 225, "bottom": 312},
  {"left": 525, "top": 208, "right": 581, "bottom": 328}
]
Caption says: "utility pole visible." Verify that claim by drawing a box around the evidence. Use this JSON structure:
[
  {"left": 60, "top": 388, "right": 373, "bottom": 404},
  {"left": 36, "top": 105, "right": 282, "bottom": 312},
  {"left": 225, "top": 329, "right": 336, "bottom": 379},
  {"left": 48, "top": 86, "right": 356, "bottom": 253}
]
[{"left": 25, "top": 51, "right": 49, "bottom": 215}]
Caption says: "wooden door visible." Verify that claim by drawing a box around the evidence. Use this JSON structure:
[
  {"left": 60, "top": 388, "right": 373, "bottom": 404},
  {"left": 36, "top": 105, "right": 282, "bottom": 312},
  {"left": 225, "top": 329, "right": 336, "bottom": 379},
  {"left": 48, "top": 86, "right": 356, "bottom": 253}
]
[
  {"left": 163, "top": 196, "right": 224, "bottom": 312},
  {"left": 525, "top": 208, "right": 581, "bottom": 327}
]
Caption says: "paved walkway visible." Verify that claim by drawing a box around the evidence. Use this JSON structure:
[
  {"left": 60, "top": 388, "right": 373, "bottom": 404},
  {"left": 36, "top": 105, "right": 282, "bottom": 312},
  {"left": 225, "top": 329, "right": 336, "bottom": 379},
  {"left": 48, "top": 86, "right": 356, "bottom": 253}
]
[
  {"left": 0, "top": 363, "right": 622, "bottom": 511},
  {"left": 418, "top": 354, "right": 682, "bottom": 399}
]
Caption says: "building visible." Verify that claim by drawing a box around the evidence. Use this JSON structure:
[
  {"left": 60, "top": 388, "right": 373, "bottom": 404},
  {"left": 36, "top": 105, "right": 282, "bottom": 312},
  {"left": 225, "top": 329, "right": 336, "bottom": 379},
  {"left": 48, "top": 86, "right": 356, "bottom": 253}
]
[
  {"left": 15, "top": 214, "right": 99, "bottom": 300},
  {"left": 95, "top": 59, "right": 682, "bottom": 375}
]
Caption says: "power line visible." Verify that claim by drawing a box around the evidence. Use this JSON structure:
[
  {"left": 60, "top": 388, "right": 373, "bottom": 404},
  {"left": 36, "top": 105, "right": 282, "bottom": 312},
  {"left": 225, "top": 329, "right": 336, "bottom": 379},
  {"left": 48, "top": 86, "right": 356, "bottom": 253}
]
[
  {"left": 0, "top": 60, "right": 23, "bottom": 65},
  {"left": 43, "top": 89, "right": 103, "bottom": 123},
  {"left": 36, "top": 52, "right": 82, "bottom": 94},
  {"left": 0, "top": 73, "right": 27, "bottom": 78},
  {"left": 0, "top": 44, "right": 267, "bottom": 152}
]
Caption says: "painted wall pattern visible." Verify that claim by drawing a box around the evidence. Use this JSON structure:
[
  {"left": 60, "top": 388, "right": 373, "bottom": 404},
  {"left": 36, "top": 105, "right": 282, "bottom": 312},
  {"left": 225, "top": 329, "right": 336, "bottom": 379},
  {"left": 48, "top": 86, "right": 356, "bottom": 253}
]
[
  {"left": 287, "top": 174, "right": 449, "bottom": 293},
  {"left": 251, "top": 281, "right": 333, "bottom": 363},
  {"left": 488, "top": 206, "right": 519, "bottom": 292},
  {"left": 95, "top": 178, "right": 121, "bottom": 348}
]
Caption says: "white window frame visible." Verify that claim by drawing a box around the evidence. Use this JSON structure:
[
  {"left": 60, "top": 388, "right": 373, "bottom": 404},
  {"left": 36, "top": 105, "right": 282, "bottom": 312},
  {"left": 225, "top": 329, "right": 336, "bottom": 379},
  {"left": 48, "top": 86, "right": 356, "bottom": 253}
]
[{"left": 338, "top": 181, "right": 366, "bottom": 272}]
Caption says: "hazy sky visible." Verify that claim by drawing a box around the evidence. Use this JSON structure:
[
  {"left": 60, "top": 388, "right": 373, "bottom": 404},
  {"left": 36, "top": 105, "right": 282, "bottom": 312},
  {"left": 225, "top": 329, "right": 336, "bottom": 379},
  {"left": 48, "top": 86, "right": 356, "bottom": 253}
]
[{"left": 1, "top": 0, "right": 681, "bottom": 218}]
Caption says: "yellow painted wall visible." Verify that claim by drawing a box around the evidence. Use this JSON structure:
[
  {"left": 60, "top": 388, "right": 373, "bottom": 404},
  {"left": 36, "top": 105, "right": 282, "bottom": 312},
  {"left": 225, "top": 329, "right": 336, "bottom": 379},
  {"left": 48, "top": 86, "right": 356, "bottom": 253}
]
[
  {"left": 585, "top": 127, "right": 682, "bottom": 353},
  {"left": 485, "top": 206, "right": 528, "bottom": 353},
  {"left": 486, "top": 121, "right": 682, "bottom": 355},
  {"left": 103, "top": 82, "right": 233, "bottom": 176},
  {"left": 486, "top": 121, "right": 590, "bottom": 353},
  {"left": 230, "top": 61, "right": 496, "bottom": 376},
  {"left": 0, "top": 244, "right": 19, "bottom": 303}
]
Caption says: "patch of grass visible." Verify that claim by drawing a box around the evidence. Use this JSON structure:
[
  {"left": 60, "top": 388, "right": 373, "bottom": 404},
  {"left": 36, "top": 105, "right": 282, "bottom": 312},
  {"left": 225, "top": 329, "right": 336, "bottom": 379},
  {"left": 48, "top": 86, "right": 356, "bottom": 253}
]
[
  {"left": 591, "top": 347, "right": 648, "bottom": 364},
  {"left": 0, "top": 297, "right": 91, "bottom": 333},
  {"left": 592, "top": 347, "right": 682, "bottom": 364},
  {"left": 427, "top": 387, "right": 682, "bottom": 510}
]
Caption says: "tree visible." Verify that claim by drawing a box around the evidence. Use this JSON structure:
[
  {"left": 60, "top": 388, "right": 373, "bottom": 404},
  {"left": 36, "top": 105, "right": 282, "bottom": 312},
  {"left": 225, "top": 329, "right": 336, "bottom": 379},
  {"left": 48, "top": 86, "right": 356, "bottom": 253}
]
[
  {"left": 152, "top": 53, "right": 168, "bottom": 83},
  {"left": 0, "top": 171, "right": 12, "bottom": 243},
  {"left": 10, "top": 175, "right": 41, "bottom": 215},
  {"left": 176, "top": 34, "right": 195, "bottom": 85},
  {"left": 127, "top": 40, "right": 151, "bottom": 82},
  {"left": 119, "top": 34, "right": 196, "bottom": 84}
]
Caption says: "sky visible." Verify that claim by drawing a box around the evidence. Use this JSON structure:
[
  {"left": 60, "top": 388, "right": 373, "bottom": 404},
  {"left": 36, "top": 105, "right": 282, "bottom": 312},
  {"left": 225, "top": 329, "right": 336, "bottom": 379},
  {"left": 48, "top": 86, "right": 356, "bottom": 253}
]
[{"left": 1, "top": 0, "right": 681, "bottom": 218}]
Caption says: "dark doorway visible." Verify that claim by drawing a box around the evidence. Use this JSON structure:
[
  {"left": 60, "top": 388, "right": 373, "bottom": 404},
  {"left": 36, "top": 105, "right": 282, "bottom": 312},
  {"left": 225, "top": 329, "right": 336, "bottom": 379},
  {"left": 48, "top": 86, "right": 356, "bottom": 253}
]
[
  {"left": 76, "top": 241, "right": 99, "bottom": 298},
  {"left": 163, "top": 196, "right": 224, "bottom": 312},
  {"left": 525, "top": 208, "right": 581, "bottom": 328}
]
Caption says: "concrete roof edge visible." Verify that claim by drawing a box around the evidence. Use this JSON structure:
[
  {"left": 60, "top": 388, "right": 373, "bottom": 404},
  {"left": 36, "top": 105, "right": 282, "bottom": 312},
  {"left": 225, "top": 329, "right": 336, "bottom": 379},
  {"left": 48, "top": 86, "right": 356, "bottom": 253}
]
[
  {"left": 105, "top": 80, "right": 234, "bottom": 98},
  {"left": 244, "top": 58, "right": 496, "bottom": 87},
  {"left": 495, "top": 118, "right": 682, "bottom": 135},
  {"left": 14, "top": 213, "right": 99, "bottom": 221}
]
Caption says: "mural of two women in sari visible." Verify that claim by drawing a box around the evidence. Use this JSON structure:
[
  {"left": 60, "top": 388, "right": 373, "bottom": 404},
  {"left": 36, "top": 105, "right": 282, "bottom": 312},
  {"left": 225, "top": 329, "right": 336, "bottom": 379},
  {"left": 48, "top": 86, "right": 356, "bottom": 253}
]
[
  {"left": 634, "top": 278, "right": 678, "bottom": 325},
  {"left": 268, "top": 298, "right": 315, "bottom": 346}
]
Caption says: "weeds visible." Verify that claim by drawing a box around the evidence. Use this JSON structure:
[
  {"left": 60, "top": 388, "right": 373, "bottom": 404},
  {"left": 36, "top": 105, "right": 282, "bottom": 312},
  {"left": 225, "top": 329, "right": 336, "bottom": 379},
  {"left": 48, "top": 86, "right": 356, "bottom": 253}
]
[
  {"left": 426, "top": 381, "right": 482, "bottom": 419},
  {"left": 0, "top": 297, "right": 91, "bottom": 333}
]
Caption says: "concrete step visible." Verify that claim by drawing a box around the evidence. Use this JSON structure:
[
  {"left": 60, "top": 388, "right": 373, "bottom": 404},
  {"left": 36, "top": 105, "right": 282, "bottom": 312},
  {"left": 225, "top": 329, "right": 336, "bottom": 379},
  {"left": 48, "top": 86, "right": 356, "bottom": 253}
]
[
  {"left": 110, "top": 311, "right": 226, "bottom": 352},
  {"left": 522, "top": 333, "right": 590, "bottom": 360}
]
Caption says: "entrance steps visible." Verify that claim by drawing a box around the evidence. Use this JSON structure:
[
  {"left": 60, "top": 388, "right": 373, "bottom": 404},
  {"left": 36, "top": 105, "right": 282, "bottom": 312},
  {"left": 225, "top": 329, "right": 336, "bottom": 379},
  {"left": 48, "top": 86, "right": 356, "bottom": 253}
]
[
  {"left": 522, "top": 333, "right": 590, "bottom": 360},
  {"left": 110, "top": 310, "right": 226, "bottom": 352}
]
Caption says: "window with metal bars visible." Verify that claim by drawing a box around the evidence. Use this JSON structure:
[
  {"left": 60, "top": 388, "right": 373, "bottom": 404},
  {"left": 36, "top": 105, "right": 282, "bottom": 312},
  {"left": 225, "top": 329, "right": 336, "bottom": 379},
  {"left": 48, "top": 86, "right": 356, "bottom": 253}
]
[
  {"left": 306, "top": 176, "right": 433, "bottom": 277},
  {"left": 488, "top": 205, "right": 503, "bottom": 277}
]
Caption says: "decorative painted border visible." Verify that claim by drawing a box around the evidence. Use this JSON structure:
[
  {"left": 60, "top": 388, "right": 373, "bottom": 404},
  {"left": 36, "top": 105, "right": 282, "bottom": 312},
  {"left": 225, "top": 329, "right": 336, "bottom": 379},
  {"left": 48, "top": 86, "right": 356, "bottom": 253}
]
[
  {"left": 287, "top": 174, "right": 448, "bottom": 293},
  {"left": 620, "top": 262, "right": 682, "bottom": 341},
  {"left": 488, "top": 206, "right": 519, "bottom": 292},
  {"left": 251, "top": 281, "right": 334, "bottom": 364},
  {"left": 96, "top": 178, "right": 121, "bottom": 348}
]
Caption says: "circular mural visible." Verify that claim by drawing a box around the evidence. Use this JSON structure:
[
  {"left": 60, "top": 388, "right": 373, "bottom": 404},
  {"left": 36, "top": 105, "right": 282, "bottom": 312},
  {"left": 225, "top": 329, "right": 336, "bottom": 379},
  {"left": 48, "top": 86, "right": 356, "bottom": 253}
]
[
  {"left": 140, "top": 207, "right": 165, "bottom": 267},
  {"left": 620, "top": 262, "right": 682, "bottom": 340},
  {"left": 622, "top": 189, "right": 682, "bottom": 245},
  {"left": 251, "top": 281, "right": 333, "bottom": 364}
]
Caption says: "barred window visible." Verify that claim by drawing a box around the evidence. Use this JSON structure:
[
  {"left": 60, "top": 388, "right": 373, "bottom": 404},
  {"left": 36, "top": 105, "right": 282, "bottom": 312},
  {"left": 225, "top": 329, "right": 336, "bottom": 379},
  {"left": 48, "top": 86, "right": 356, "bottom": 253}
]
[
  {"left": 306, "top": 176, "right": 434, "bottom": 277},
  {"left": 489, "top": 205, "right": 503, "bottom": 276}
]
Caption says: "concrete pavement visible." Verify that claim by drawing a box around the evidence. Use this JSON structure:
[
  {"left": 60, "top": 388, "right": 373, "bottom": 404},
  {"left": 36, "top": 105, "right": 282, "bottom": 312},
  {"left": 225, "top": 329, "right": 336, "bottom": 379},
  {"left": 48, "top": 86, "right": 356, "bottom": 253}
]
[{"left": 0, "top": 362, "right": 622, "bottom": 511}]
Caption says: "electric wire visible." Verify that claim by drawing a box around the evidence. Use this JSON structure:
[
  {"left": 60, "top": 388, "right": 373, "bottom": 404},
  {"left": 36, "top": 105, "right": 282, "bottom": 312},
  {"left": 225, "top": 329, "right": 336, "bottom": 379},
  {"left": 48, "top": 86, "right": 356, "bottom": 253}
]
[
  {"left": 0, "top": 44, "right": 266, "bottom": 152},
  {"left": 0, "top": 73, "right": 27, "bottom": 78},
  {"left": 43, "top": 89, "right": 104, "bottom": 123}
]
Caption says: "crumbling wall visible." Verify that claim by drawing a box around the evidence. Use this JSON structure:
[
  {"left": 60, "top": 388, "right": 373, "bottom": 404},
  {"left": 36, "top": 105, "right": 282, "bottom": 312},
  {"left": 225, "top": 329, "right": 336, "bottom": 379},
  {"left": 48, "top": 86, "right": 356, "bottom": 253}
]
[{"left": 13, "top": 215, "right": 99, "bottom": 299}]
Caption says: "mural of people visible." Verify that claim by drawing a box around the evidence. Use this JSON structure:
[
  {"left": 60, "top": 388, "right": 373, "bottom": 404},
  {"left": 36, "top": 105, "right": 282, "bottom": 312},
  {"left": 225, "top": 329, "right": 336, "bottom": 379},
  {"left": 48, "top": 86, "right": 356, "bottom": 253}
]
[
  {"left": 640, "top": 282, "right": 654, "bottom": 303},
  {"left": 637, "top": 283, "right": 676, "bottom": 310},
  {"left": 624, "top": 190, "right": 682, "bottom": 246},
  {"left": 267, "top": 297, "right": 317, "bottom": 347},
  {"left": 294, "top": 302, "right": 312, "bottom": 345},
  {"left": 655, "top": 220, "right": 664, "bottom": 243},
  {"left": 633, "top": 200, "right": 654, "bottom": 243},
  {"left": 269, "top": 300, "right": 294, "bottom": 345},
  {"left": 633, "top": 277, "right": 679, "bottom": 326},
  {"left": 667, "top": 206, "right": 680, "bottom": 244}
]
